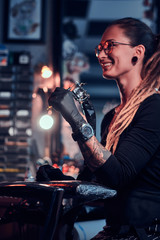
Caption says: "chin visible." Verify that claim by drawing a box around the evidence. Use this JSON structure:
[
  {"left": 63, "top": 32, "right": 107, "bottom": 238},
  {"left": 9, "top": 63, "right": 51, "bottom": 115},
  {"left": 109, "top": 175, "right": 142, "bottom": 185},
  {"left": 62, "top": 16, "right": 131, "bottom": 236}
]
[
  {"left": 103, "top": 73, "right": 116, "bottom": 80},
  {"left": 102, "top": 69, "right": 114, "bottom": 79}
]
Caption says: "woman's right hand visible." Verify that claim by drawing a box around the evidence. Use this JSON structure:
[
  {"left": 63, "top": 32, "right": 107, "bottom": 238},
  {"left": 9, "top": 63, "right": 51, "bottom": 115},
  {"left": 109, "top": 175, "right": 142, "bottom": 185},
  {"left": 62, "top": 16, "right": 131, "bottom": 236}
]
[{"left": 48, "top": 87, "right": 86, "bottom": 130}]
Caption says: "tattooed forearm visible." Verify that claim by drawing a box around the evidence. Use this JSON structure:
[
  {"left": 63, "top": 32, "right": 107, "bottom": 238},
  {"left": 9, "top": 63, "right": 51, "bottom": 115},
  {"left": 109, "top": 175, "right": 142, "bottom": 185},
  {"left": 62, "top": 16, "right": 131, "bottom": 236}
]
[{"left": 78, "top": 136, "right": 111, "bottom": 172}]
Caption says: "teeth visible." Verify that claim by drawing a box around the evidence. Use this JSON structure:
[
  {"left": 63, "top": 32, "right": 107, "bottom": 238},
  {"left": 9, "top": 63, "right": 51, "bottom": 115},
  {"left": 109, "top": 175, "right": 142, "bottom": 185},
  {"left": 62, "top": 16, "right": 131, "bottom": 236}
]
[{"left": 102, "top": 63, "right": 112, "bottom": 67}]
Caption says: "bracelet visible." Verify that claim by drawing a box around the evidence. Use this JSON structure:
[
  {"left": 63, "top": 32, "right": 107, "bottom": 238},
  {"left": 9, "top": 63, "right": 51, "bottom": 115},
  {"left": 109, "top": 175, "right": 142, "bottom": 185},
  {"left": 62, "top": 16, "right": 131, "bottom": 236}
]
[{"left": 72, "top": 123, "right": 94, "bottom": 142}]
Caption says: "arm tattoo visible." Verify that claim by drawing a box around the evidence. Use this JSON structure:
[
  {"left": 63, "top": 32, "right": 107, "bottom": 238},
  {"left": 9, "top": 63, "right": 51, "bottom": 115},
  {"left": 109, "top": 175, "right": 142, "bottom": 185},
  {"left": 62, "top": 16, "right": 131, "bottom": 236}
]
[{"left": 78, "top": 136, "right": 111, "bottom": 172}]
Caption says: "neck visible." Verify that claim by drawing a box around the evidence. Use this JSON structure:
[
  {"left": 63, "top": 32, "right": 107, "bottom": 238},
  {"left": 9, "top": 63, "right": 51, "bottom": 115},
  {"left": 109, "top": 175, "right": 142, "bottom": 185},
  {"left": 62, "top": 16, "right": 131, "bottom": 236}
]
[{"left": 116, "top": 72, "right": 142, "bottom": 104}]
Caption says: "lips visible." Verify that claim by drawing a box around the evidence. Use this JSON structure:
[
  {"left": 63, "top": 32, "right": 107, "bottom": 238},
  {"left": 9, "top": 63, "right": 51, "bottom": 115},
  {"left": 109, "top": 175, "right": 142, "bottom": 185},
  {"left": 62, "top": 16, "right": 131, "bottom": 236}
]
[
  {"left": 100, "top": 61, "right": 113, "bottom": 71},
  {"left": 102, "top": 62, "right": 112, "bottom": 67},
  {"left": 99, "top": 56, "right": 114, "bottom": 68}
]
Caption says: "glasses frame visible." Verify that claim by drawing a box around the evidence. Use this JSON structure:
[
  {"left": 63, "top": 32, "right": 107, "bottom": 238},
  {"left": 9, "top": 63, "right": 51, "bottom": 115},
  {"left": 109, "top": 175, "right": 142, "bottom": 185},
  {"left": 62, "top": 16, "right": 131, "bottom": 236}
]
[{"left": 95, "top": 41, "right": 132, "bottom": 57}]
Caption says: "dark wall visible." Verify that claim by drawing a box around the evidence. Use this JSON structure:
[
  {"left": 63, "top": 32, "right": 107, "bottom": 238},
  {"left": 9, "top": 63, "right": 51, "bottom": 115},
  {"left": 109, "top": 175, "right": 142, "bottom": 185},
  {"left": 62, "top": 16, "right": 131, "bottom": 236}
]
[{"left": 0, "top": 0, "right": 53, "bottom": 67}]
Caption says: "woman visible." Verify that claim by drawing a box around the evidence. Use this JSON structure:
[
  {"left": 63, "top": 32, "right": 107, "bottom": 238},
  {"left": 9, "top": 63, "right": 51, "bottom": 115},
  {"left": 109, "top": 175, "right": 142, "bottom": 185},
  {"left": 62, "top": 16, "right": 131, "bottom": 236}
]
[{"left": 47, "top": 18, "right": 160, "bottom": 239}]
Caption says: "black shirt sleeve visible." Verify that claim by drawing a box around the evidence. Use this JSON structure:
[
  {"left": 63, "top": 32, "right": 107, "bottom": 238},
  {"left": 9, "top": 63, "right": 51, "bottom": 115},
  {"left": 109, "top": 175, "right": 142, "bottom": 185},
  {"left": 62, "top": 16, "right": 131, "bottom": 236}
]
[{"left": 95, "top": 94, "right": 160, "bottom": 190}]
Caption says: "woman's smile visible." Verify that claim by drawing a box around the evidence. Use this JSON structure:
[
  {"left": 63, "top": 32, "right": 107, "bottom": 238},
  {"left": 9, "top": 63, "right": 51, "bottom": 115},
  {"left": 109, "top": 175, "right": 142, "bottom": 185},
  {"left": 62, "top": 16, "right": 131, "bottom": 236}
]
[{"left": 101, "top": 61, "right": 113, "bottom": 70}]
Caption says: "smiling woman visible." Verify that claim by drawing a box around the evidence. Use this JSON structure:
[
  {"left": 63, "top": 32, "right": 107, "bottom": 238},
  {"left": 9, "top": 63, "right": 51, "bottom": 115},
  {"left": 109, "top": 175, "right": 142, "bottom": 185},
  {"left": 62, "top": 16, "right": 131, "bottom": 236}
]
[{"left": 38, "top": 17, "right": 160, "bottom": 239}]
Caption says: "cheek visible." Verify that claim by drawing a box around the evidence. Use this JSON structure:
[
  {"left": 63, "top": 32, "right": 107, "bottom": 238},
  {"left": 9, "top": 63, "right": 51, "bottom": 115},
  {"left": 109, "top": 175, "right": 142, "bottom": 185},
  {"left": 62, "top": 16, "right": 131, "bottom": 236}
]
[
  {"left": 115, "top": 53, "right": 132, "bottom": 69},
  {"left": 113, "top": 47, "right": 133, "bottom": 62}
]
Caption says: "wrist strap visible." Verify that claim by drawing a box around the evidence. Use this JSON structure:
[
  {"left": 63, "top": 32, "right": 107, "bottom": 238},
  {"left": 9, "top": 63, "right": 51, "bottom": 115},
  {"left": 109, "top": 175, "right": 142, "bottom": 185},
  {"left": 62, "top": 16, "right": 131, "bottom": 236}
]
[{"left": 72, "top": 123, "right": 94, "bottom": 142}]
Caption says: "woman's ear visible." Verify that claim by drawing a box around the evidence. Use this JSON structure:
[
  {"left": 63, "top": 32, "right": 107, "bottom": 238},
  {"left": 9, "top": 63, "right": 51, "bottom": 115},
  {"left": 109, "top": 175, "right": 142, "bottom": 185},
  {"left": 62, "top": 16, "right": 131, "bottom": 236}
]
[
  {"left": 135, "top": 44, "right": 145, "bottom": 60},
  {"left": 131, "top": 45, "right": 145, "bottom": 66}
]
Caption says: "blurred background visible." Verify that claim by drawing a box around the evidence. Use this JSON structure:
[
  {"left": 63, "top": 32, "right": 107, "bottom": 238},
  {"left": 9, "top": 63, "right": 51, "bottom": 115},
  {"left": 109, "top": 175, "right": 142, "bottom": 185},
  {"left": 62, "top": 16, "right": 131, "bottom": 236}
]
[{"left": 0, "top": 0, "right": 159, "bottom": 182}]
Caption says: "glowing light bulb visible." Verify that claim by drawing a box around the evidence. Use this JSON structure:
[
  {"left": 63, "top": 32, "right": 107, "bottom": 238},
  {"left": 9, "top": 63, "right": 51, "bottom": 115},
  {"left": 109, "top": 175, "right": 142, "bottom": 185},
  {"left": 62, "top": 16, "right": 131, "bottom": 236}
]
[
  {"left": 39, "top": 114, "right": 54, "bottom": 130},
  {"left": 41, "top": 66, "right": 52, "bottom": 78}
]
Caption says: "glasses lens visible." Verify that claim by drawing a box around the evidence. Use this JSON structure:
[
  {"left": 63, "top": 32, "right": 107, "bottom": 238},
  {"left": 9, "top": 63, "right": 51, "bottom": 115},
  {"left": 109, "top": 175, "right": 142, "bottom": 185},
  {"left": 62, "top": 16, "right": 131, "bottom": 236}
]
[
  {"left": 104, "top": 41, "right": 113, "bottom": 54},
  {"left": 95, "top": 41, "right": 113, "bottom": 57}
]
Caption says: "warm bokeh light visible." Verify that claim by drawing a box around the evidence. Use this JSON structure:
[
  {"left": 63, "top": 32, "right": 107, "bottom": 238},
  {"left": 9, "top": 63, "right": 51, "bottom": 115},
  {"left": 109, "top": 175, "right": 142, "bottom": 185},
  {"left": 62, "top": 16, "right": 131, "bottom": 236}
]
[
  {"left": 41, "top": 66, "right": 53, "bottom": 78},
  {"left": 43, "top": 86, "right": 48, "bottom": 93},
  {"left": 32, "top": 93, "right": 37, "bottom": 98}
]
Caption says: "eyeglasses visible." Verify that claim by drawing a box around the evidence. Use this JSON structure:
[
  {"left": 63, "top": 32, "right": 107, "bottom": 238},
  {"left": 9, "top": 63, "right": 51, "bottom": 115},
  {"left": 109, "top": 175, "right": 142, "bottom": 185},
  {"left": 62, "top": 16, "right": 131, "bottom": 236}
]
[{"left": 95, "top": 41, "right": 132, "bottom": 57}]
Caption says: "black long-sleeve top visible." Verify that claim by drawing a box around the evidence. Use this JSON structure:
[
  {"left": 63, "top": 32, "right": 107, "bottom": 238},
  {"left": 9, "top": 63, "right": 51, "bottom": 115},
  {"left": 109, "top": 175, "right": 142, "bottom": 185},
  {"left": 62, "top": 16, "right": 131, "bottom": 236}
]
[{"left": 95, "top": 93, "right": 160, "bottom": 227}]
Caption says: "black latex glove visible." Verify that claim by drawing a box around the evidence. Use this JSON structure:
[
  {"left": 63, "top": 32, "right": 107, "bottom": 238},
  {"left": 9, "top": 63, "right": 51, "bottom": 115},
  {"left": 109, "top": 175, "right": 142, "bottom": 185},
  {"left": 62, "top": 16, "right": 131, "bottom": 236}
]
[
  {"left": 48, "top": 87, "right": 86, "bottom": 131},
  {"left": 36, "top": 165, "right": 75, "bottom": 181},
  {"left": 82, "top": 99, "right": 96, "bottom": 135}
]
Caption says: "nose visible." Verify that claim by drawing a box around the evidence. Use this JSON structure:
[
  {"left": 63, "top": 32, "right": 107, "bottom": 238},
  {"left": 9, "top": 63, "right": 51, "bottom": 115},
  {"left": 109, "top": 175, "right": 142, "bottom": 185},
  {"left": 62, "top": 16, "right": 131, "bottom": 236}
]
[{"left": 98, "top": 49, "right": 108, "bottom": 59}]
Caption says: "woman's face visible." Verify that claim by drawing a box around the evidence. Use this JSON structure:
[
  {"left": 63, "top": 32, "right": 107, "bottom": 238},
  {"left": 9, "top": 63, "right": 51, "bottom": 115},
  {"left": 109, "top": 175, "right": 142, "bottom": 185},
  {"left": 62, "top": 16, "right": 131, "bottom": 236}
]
[{"left": 97, "top": 25, "right": 136, "bottom": 80}]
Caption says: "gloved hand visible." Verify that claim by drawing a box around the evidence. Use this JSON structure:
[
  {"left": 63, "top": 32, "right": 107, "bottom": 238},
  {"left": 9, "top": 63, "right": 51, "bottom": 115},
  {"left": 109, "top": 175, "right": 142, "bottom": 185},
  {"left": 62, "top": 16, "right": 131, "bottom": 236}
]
[
  {"left": 36, "top": 165, "right": 75, "bottom": 181},
  {"left": 48, "top": 87, "right": 86, "bottom": 131}
]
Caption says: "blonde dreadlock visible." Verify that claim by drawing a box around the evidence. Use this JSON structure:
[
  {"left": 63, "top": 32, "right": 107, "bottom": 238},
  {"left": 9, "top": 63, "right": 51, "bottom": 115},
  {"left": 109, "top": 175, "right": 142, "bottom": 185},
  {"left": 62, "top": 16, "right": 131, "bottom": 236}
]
[{"left": 106, "top": 48, "right": 160, "bottom": 154}]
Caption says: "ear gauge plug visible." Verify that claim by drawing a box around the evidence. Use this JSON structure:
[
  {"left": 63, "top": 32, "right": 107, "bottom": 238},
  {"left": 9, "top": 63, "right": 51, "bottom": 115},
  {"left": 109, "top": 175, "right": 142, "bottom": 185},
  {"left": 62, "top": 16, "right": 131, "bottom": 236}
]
[{"left": 132, "top": 56, "right": 138, "bottom": 65}]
